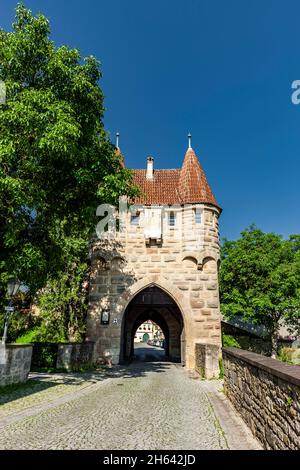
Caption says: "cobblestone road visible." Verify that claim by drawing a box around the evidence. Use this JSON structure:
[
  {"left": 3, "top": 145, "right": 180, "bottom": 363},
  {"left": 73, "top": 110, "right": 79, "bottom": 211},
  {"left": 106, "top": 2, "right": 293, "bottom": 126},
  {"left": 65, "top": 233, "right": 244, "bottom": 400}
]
[{"left": 0, "top": 350, "right": 260, "bottom": 450}]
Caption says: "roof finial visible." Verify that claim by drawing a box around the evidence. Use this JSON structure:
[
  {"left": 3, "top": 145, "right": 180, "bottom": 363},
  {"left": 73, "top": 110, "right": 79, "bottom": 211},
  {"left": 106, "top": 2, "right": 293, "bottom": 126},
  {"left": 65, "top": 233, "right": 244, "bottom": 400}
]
[
  {"left": 188, "top": 132, "right": 192, "bottom": 149},
  {"left": 116, "top": 132, "right": 120, "bottom": 148}
]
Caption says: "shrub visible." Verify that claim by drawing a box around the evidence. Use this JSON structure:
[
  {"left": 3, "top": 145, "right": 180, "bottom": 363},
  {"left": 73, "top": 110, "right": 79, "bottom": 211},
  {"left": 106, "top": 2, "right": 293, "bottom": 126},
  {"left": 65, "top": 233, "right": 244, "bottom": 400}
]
[
  {"left": 31, "top": 343, "right": 59, "bottom": 370},
  {"left": 219, "top": 357, "right": 224, "bottom": 379},
  {"left": 36, "top": 265, "right": 88, "bottom": 343},
  {"left": 222, "top": 334, "right": 241, "bottom": 348},
  {"left": 15, "top": 328, "right": 40, "bottom": 344},
  {"left": 278, "top": 347, "right": 295, "bottom": 364},
  {"left": 5, "top": 309, "right": 37, "bottom": 343}
]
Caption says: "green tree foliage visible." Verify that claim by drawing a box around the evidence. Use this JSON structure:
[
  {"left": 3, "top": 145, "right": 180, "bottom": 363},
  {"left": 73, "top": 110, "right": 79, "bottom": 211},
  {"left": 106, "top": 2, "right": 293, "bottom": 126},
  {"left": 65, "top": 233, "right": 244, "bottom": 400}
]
[
  {"left": 220, "top": 226, "right": 300, "bottom": 357},
  {"left": 0, "top": 4, "right": 139, "bottom": 340},
  {"left": 222, "top": 334, "right": 241, "bottom": 348}
]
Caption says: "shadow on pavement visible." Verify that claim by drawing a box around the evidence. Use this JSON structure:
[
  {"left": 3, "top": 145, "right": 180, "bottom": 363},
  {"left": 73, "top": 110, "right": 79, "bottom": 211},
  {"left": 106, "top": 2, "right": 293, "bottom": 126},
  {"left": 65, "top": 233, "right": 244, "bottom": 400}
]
[
  {"left": 133, "top": 345, "right": 166, "bottom": 362},
  {"left": 0, "top": 379, "right": 59, "bottom": 407},
  {"left": 0, "top": 346, "right": 177, "bottom": 405},
  {"left": 106, "top": 361, "right": 172, "bottom": 380}
]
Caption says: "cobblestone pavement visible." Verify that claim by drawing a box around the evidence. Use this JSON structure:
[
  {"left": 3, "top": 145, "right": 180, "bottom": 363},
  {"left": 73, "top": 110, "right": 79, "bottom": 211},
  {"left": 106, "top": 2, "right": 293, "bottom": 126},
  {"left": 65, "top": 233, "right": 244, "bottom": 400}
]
[
  {"left": 0, "top": 372, "right": 108, "bottom": 422},
  {"left": 0, "top": 358, "right": 260, "bottom": 450}
]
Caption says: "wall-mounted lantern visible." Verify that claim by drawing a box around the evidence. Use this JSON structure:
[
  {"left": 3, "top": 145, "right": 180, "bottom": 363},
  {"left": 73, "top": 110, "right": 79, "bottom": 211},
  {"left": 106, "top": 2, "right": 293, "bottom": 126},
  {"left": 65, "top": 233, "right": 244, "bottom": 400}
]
[{"left": 101, "top": 309, "right": 110, "bottom": 325}]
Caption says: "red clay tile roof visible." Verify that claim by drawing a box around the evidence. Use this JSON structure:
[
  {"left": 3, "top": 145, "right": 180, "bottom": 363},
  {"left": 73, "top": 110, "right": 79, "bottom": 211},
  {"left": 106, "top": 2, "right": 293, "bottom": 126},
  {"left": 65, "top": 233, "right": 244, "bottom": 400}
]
[
  {"left": 131, "top": 148, "right": 220, "bottom": 209},
  {"left": 133, "top": 169, "right": 181, "bottom": 205},
  {"left": 178, "top": 148, "right": 219, "bottom": 207}
]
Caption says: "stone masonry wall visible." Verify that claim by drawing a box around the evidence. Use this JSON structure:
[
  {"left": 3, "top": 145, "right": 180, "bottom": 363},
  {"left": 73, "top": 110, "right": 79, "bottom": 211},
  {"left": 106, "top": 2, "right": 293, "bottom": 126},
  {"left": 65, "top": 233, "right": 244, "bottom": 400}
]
[
  {"left": 0, "top": 344, "right": 33, "bottom": 387},
  {"left": 87, "top": 204, "right": 222, "bottom": 369},
  {"left": 223, "top": 347, "right": 300, "bottom": 450},
  {"left": 195, "top": 343, "right": 220, "bottom": 379},
  {"left": 56, "top": 342, "right": 95, "bottom": 371}
]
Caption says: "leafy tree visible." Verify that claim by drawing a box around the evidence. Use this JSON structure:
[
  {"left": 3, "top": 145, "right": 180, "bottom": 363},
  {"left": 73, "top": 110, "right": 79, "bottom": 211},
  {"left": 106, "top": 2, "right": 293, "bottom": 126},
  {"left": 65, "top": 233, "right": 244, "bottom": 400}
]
[
  {"left": 0, "top": 4, "right": 139, "bottom": 340},
  {"left": 220, "top": 226, "right": 300, "bottom": 357}
]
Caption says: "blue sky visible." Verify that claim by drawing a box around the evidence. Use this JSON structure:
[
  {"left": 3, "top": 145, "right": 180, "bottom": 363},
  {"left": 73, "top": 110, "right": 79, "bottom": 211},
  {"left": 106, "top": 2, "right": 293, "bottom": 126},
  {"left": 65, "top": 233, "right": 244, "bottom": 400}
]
[{"left": 1, "top": 0, "right": 300, "bottom": 240}]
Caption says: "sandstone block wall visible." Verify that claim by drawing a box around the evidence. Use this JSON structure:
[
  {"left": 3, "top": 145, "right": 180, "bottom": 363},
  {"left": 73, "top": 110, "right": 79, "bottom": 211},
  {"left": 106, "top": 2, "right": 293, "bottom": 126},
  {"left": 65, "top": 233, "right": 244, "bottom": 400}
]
[
  {"left": 0, "top": 344, "right": 33, "bottom": 387},
  {"left": 195, "top": 343, "right": 221, "bottom": 379},
  {"left": 223, "top": 347, "right": 300, "bottom": 450}
]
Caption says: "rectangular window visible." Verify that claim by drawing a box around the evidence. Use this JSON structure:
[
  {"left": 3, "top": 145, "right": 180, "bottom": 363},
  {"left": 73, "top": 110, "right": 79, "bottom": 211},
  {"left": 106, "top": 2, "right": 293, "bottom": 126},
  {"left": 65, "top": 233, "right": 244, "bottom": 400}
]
[
  {"left": 168, "top": 211, "right": 176, "bottom": 227},
  {"left": 131, "top": 212, "right": 140, "bottom": 225},
  {"left": 195, "top": 209, "right": 202, "bottom": 224}
]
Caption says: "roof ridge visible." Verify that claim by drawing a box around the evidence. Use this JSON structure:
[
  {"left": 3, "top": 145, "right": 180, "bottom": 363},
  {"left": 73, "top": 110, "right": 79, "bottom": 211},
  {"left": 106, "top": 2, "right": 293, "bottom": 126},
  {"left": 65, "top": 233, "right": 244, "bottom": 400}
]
[{"left": 132, "top": 168, "right": 180, "bottom": 171}]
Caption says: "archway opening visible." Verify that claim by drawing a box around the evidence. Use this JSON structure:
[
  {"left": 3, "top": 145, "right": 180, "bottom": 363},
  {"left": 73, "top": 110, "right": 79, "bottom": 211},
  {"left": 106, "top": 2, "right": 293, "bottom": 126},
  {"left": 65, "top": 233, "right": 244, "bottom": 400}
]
[
  {"left": 133, "top": 319, "right": 166, "bottom": 362},
  {"left": 121, "top": 285, "right": 184, "bottom": 364}
]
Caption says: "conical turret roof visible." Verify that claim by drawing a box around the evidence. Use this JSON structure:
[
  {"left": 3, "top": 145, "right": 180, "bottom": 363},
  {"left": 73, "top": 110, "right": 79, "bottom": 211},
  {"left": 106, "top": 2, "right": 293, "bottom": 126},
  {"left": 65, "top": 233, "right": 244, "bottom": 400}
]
[{"left": 178, "top": 147, "right": 219, "bottom": 206}]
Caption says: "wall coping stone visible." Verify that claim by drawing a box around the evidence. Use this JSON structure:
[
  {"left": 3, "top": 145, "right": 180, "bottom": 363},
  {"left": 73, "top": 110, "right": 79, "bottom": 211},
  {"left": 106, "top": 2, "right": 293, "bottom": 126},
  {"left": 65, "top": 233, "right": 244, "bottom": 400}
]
[
  {"left": 57, "top": 341, "right": 95, "bottom": 345},
  {"left": 4, "top": 344, "right": 33, "bottom": 349},
  {"left": 222, "top": 347, "right": 300, "bottom": 387},
  {"left": 19, "top": 341, "right": 95, "bottom": 345}
]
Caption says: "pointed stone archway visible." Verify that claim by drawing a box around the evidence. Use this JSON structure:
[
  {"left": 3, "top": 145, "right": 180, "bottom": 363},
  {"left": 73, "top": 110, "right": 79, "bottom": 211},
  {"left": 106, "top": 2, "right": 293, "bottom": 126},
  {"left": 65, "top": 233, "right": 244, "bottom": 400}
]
[
  {"left": 110, "top": 275, "right": 194, "bottom": 365},
  {"left": 120, "top": 285, "right": 185, "bottom": 363}
]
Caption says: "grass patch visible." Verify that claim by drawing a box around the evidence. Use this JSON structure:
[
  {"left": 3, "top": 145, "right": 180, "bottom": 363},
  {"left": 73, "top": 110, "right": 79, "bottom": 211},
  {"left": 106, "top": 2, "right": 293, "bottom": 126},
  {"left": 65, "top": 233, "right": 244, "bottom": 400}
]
[
  {"left": 15, "top": 329, "right": 38, "bottom": 344},
  {"left": 0, "top": 379, "right": 41, "bottom": 395},
  {"left": 0, "top": 379, "right": 57, "bottom": 405}
]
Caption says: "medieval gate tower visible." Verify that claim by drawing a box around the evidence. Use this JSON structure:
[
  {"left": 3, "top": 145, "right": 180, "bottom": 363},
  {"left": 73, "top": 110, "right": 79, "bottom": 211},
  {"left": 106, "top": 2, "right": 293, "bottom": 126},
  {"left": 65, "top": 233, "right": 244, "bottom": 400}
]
[{"left": 87, "top": 136, "right": 222, "bottom": 371}]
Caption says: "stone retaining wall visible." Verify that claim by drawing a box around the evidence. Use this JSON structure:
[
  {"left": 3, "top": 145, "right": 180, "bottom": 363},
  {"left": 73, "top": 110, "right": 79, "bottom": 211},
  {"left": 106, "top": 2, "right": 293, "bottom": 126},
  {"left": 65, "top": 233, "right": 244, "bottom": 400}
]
[
  {"left": 0, "top": 344, "right": 33, "bottom": 387},
  {"left": 223, "top": 347, "right": 300, "bottom": 450},
  {"left": 56, "top": 342, "right": 95, "bottom": 371}
]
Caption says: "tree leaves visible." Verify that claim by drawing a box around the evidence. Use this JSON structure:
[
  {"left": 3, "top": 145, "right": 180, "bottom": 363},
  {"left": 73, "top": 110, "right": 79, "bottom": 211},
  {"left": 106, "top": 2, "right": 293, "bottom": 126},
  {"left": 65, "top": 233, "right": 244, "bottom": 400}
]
[
  {"left": 0, "top": 4, "right": 139, "bottom": 339},
  {"left": 220, "top": 226, "right": 300, "bottom": 348}
]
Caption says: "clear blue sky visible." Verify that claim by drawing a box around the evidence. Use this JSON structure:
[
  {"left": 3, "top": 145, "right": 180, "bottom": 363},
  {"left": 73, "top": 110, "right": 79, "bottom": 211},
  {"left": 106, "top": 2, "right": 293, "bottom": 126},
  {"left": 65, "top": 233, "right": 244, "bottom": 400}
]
[{"left": 1, "top": 0, "right": 300, "bottom": 240}]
